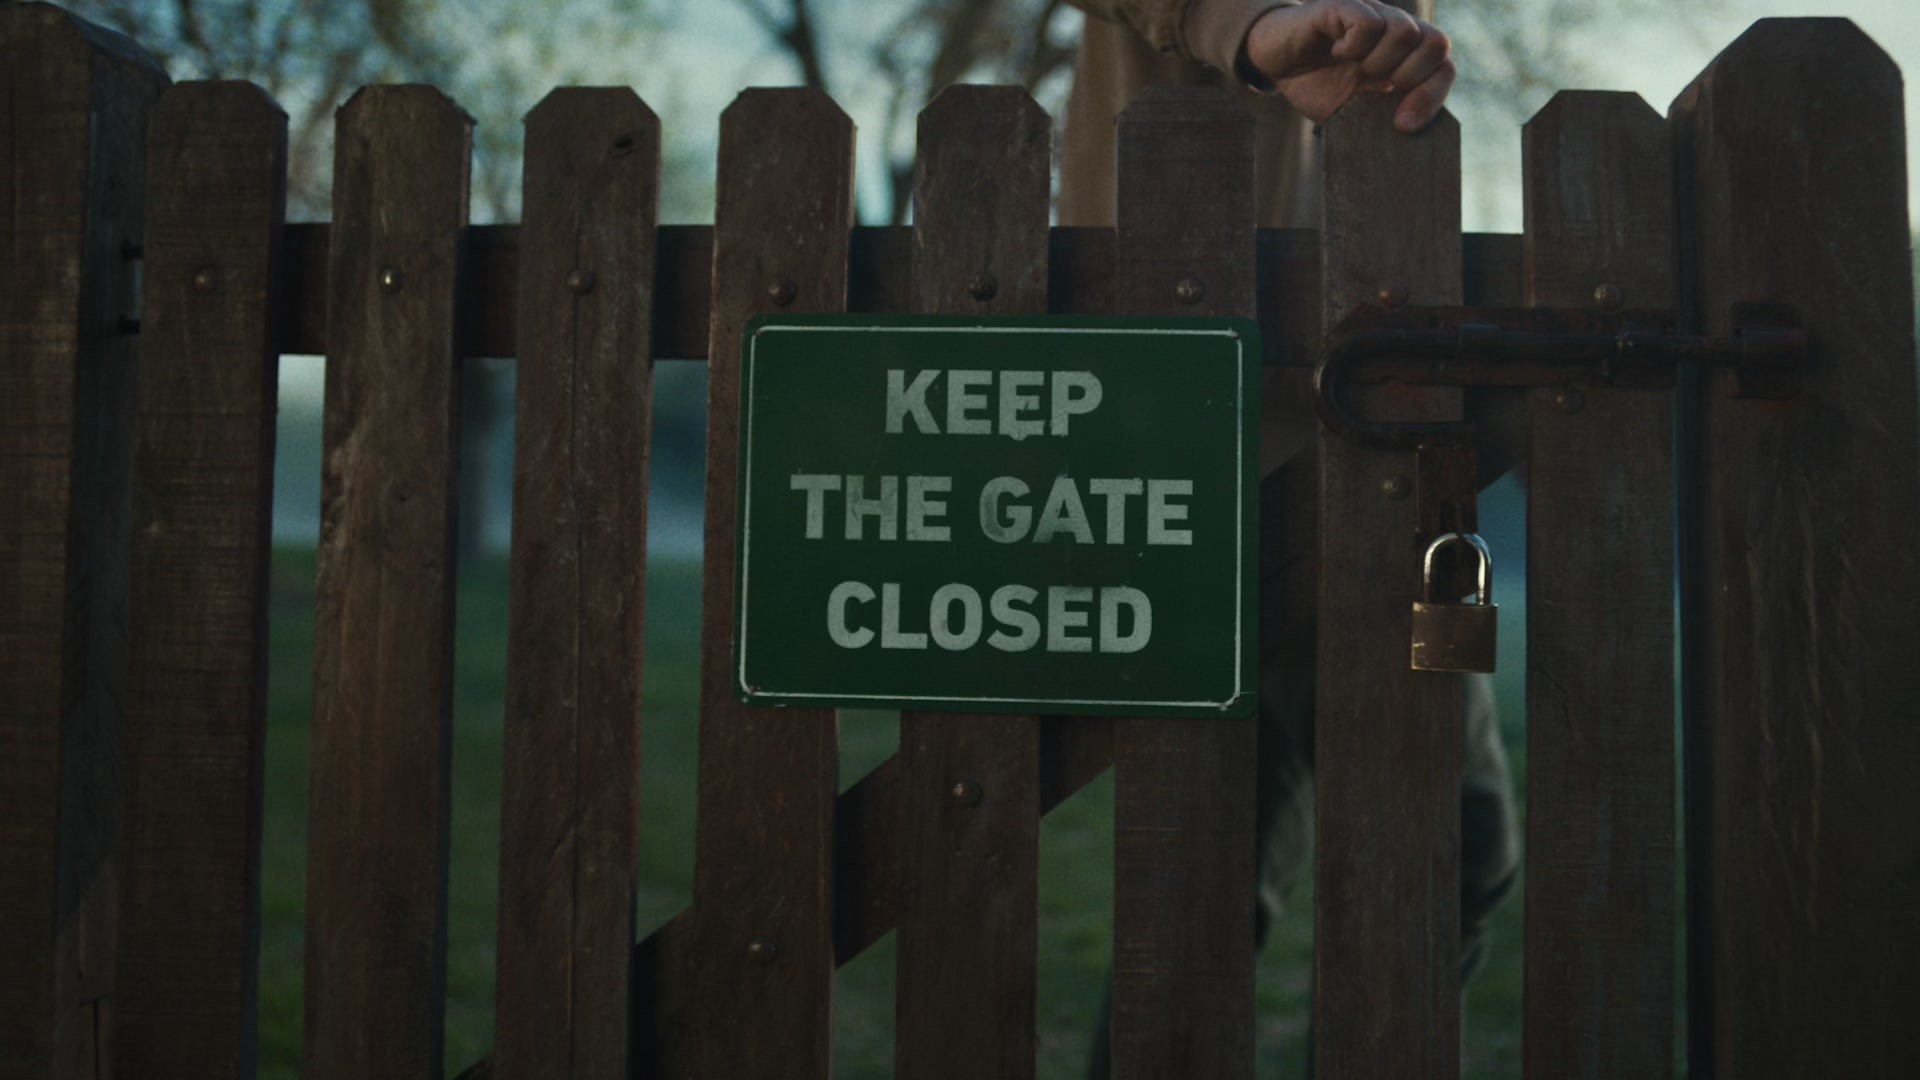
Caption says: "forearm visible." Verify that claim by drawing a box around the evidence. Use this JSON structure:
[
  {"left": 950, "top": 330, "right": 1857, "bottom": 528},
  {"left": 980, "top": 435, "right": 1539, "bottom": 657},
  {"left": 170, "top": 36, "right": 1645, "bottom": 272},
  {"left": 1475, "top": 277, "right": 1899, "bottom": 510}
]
[{"left": 1064, "top": 0, "right": 1300, "bottom": 75}]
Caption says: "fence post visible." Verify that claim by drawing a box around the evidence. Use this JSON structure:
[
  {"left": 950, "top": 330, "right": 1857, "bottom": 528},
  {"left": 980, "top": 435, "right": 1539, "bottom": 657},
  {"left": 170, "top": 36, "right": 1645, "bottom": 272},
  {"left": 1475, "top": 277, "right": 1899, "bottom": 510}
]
[
  {"left": 116, "top": 80, "right": 288, "bottom": 1079},
  {"left": 1521, "top": 91, "right": 1676, "bottom": 1078},
  {"left": 1315, "top": 92, "right": 1464, "bottom": 1079},
  {"left": 685, "top": 88, "right": 853, "bottom": 1079},
  {"left": 895, "top": 85, "right": 1050, "bottom": 1080},
  {"left": 0, "top": 6, "right": 167, "bottom": 1077},
  {"left": 493, "top": 87, "right": 659, "bottom": 1080},
  {"left": 1109, "top": 84, "right": 1258, "bottom": 1080},
  {"left": 304, "top": 86, "right": 472, "bottom": 1080},
  {"left": 1672, "top": 18, "right": 1920, "bottom": 1078}
]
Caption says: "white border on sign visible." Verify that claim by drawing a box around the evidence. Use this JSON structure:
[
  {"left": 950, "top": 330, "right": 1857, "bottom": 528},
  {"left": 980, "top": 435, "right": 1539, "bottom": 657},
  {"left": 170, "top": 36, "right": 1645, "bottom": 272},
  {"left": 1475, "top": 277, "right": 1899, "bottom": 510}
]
[{"left": 739, "top": 323, "right": 1248, "bottom": 709}]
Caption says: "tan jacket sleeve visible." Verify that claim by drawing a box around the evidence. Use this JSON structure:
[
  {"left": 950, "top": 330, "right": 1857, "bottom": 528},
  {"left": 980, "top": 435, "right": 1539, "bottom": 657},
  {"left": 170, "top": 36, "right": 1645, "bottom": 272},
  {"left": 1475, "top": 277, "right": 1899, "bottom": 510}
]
[{"left": 1064, "top": 0, "right": 1299, "bottom": 79}]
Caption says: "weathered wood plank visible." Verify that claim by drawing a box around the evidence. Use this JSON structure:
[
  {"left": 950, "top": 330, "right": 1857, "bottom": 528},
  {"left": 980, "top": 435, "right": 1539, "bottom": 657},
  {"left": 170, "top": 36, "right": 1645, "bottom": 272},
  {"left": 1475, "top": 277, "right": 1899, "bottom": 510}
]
[
  {"left": 115, "top": 80, "right": 286, "bottom": 1080},
  {"left": 673, "top": 88, "right": 853, "bottom": 1080},
  {"left": 893, "top": 85, "right": 1050, "bottom": 1080},
  {"left": 1315, "top": 92, "right": 1464, "bottom": 1080},
  {"left": 492, "top": 88, "right": 657, "bottom": 1080},
  {"left": 273, "top": 224, "right": 1519, "bottom": 367},
  {"left": 1521, "top": 90, "right": 1675, "bottom": 1080},
  {"left": 303, "top": 86, "right": 471, "bottom": 1080},
  {"left": 0, "top": 6, "right": 166, "bottom": 1077},
  {"left": 1671, "top": 20, "right": 1920, "bottom": 1078},
  {"left": 1108, "top": 84, "right": 1257, "bottom": 1080}
]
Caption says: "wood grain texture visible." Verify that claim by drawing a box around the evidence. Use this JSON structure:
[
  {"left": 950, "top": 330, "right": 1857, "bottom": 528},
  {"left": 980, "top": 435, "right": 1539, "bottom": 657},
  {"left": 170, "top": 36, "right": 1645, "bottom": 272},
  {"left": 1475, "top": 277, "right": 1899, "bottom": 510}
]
[
  {"left": 893, "top": 85, "right": 1050, "bottom": 1080},
  {"left": 1109, "top": 84, "right": 1257, "bottom": 1080},
  {"left": 273, "top": 224, "right": 1526, "bottom": 370},
  {"left": 1671, "top": 20, "right": 1920, "bottom": 1078},
  {"left": 115, "top": 80, "right": 286, "bottom": 1080},
  {"left": 303, "top": 86, "right": 470, "bottom": 1080},
  {"left": 680, "top": 88, "right": 852, "bottom": 1080},
  {"left": 1315, "top": 92, "right": 1464, "bottom": 1080},
  {"left": 0, "top": 7, "right": 166, "bottom": 1077},
  {"left": 493, "top": 89, "right": 658, "bottom": 1080},
  {"left": 1521, "top": 91, "right": 1675, "bottom": 1080}
]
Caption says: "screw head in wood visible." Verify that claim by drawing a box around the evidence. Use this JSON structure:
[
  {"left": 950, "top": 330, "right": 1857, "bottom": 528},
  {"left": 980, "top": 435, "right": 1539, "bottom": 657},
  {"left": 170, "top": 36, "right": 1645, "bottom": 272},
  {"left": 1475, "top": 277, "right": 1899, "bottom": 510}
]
[
  {"left": 192, "top": 267, "right": 219, "bottom": 293},
  {"left": 1554, "top": 388, "right": 1586, "bottom": 413},
  {"left": 747, "top": 939, "right": 777, "bottom": 965},
  {"left": 1379, "top": 284, "right": 1409, "bottom": 309},
  {"left": 1175, "top": 277, "right": 1206, "bottom": 304},
  {"left": 566, "top": 269, "right": 596, "bottom": 295},
  {"left": 768, "top": 279, "right": 798, "bottom": 306},
  {"left": 968, "top": 273, "right": 998, "bottom": 302},
  {"left": 1381, "top": 475, "right": 1412, "bottom": 500},
  {"left": 950, "top": 779, "right": 983, "bottom": 807},
  {"left": 379, "top": 267, "right": 404, "bottom": 294},
  {"left": 1594, "top": 283, "right": 1624, "bottom": 310}
]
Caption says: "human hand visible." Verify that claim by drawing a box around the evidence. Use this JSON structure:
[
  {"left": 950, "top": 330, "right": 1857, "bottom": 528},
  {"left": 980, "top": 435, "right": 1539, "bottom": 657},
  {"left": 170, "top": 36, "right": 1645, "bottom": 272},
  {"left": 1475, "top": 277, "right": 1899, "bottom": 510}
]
[{"left": 1243, "top": 0, "right": 1454, "bottom": 133}]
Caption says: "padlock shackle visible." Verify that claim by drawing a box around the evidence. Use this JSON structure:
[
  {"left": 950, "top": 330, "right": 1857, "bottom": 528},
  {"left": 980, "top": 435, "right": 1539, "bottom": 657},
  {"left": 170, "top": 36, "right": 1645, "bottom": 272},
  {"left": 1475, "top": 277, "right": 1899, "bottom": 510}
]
[{"left": 1422, "top": 532, "right": 1493, "bottom": 603}]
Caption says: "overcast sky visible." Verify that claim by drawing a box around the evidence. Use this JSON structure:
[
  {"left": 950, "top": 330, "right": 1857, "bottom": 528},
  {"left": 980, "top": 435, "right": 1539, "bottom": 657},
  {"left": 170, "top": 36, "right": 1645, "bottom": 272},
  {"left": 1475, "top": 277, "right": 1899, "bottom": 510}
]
[{"left": 646, "top": 0, "right": 1919, "bottom": 232}]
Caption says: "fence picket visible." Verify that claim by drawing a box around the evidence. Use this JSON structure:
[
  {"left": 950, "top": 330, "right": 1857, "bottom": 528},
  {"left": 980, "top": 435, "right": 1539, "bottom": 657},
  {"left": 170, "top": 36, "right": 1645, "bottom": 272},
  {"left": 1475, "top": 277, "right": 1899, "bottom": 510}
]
[
  {"left": 891, "top": 85, "right": 1051, "bottom": 1080},
  {"left": 678, "top": 88, "right": 853, "bottom": 1080},
  {"left": 1315, "top": 93, "right": 1465, "bottom": 1080},
  {"left": 0, "top": 8, "right": 166, "bottom": 1076},
  {"left": 116, "top": 81, "right": 287, "bottom": 1080},
  {"left": 1672, "top": 20, "right": 1920, "bottom": 1077},
  {"left": 492, "top": 88, "right": 659, "bottom": 1080},
  {"left": 1107, "top": 84, "right": 1258, "bottom": 1080},
  {"left": 304, "top": 86, "right": 471, "bottom": 1080},
  {"left": 1520, "top": 90, "right": 1676, "bottom": 1080}
]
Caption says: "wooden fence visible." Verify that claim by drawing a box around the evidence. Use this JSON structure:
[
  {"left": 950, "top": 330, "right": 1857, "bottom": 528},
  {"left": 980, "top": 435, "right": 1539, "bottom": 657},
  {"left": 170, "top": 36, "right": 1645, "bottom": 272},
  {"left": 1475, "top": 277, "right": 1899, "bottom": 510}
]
[{"left": 3, "top": 2, "right": 1917, "bottom": 1078}]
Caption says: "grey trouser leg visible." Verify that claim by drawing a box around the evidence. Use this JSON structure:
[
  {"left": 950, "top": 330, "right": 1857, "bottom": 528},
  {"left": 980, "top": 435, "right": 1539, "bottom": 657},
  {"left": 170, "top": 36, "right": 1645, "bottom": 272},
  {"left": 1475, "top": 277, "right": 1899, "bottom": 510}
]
[
  {"left": 1253, "top": 645, "right": 1521, "bottom": 977},
  {"left": 1088, "top": 472, "right": 1520, "bottom": 1078}
]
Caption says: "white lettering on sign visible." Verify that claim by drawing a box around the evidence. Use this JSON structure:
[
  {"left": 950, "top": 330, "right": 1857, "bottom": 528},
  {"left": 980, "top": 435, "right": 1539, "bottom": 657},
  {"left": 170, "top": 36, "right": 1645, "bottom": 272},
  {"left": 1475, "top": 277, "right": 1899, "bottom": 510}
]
[
  {"left": 885, "top": 369, "right": 940, "bottom": 433},
  {"left": 906, "top": 475, "right": 951, "bottom": 541},
  {"left": 979, "top": 475, "right": 1191, "bottom": 545},
  {"left": 1147, "top": 479, "right": 1193, "bottom": 545},
  {"left": 1087, "top": 478, "right": 1142, "bottom": 543},
  {"left": 883, "top": 369, "right": 1104, "bottom": 437},
  {"left": 999, "top": 370, "right": 1045, "bottom": 441},
  {"left": 828, "top": 581, "right": 1153, "bottom": 654},
  {"left": 827, "top": 581, "right": 875, "bottom": 648},
  {"left": 790, "top": 473, "right": 841, "bottom": 539},
  {"left": 845, "top": 475, "right": 899, "bottom": 541},
  {"left": 1033, "top": 477, "right": 1094, "bottom": 544}
]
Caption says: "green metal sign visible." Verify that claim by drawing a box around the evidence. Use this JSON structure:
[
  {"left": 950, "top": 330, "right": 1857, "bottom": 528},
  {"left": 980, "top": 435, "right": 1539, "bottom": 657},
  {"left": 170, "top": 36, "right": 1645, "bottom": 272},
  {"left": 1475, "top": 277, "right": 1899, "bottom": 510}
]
[{"left": 733, "top": 315, "right": 1259, "bottom": 718}]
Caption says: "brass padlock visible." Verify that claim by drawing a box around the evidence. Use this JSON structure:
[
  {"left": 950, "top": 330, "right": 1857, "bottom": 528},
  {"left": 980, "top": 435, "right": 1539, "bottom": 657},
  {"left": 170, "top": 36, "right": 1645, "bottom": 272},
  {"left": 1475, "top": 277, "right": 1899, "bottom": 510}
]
[{"left": 1410, "top": 532, "right": 1497, "bottom": 673}]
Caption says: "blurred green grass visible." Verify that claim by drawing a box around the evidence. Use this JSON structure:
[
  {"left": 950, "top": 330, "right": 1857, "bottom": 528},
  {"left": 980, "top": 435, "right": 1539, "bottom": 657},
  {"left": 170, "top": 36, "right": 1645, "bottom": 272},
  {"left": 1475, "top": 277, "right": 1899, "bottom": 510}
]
[{"left": 261, "top": 546, "right": 1533, "bottom": 1079}]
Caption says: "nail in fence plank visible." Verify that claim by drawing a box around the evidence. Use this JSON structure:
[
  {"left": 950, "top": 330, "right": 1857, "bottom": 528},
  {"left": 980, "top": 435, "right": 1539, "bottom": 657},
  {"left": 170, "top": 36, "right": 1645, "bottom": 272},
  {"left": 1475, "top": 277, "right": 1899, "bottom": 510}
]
[
  {"left": 892, "top": 85, "right": 1050, "bottom": 1080},
  {"left": 680, "top": 88, "right": 853, "bottom": 1079},
  {"left": 1671, "top": 20, "right": 1920, "bottom": 1078},
  {"left": 304, "top": 87, "right": 471, "bottom": 1080},
  {"left": 1520, "top": 91, "right": 1675, "bottom": 1080},
  {"left": 1108, "top": 84, "right": 1257, "bottom": 1080},
  {"left": 492, "top": 88, "right": 658, "bottom": 1080},
  {"left": 116, "top": 81, "right": 286, "bottom": 1079},
  {"left": 1315, "top": 93, "right": 1464, "bottom": 1080},
  {"left": 275, "top": 223, "right": 1530, "bottom": 367},
  {"left": 0, "top": 7, "right": 166, "bottom": 1077}
]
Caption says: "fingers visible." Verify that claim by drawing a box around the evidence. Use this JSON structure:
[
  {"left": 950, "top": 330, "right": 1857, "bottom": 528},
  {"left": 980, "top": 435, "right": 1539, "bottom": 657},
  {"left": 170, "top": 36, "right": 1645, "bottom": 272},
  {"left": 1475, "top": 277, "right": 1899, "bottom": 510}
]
[
  {"left": 1357, "top": 2, "right": 1425, "bottom": 80},
  {"left": 1252, "top": 0, "right": 1457, "bottom": 132},
  {"left": 1350, "top": 0, "right": 1454, "bottom": 132},
  {"left": 1394, "top": 55, "right": 1455, "bottom": 133}
]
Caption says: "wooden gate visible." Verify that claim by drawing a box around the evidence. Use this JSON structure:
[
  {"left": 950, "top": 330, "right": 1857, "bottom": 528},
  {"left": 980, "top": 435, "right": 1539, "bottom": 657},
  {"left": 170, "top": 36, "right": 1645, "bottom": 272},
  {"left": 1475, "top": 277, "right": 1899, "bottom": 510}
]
[{"left": 3, "top": 3, "right": 1916, "bottom": 1077}]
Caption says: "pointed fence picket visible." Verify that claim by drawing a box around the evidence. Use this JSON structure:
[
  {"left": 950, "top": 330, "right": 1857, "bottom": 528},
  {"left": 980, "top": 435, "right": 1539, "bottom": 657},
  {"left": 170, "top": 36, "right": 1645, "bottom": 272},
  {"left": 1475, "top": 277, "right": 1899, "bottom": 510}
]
[{"left": 2, "top": 4, "right": 1916, "bottom": 1079}]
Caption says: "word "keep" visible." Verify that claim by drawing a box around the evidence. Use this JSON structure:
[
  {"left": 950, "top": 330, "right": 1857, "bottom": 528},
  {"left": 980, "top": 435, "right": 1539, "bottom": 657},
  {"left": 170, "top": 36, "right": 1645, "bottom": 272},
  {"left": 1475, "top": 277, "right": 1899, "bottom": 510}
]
[{"left": 886, "top": 369, "right": 1103, "bottom": 439}]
